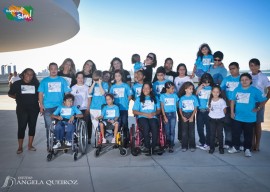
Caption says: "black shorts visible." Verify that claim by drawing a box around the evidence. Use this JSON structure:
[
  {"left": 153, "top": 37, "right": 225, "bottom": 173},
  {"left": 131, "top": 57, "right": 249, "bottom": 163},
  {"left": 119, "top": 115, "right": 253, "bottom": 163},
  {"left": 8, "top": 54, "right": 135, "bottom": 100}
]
[{"left": 101, "top": 120, "right": 118, "bottom": 130}]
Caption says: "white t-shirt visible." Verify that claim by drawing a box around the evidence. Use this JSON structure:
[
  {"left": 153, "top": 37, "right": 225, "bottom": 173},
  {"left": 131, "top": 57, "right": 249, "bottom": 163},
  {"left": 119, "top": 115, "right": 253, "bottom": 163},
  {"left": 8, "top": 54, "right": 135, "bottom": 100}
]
[
  {"left": 174, "top": 76, "right": 193, "bottom": 93},
  {"left": 9, "top": 76, "right": 21, "bottom": 84},
  {"left": 208, "top": 98, "right": 227, "bottom": 119},
  {"left": 71, "top": 84, "right": 89, "bottom": 110},
  {"left": 250, "top": 72, "right": 270, "bottom": 97}
]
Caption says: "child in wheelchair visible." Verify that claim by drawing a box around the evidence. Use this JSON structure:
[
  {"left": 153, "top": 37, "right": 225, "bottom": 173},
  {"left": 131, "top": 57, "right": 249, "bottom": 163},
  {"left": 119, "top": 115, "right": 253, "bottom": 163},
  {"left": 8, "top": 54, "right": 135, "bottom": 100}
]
[
  {"left": 98, "top": 93, "right": 120, "bottom": 144},
  {"left": 51, "top": 93, "right": 83, "bottom": 149}
]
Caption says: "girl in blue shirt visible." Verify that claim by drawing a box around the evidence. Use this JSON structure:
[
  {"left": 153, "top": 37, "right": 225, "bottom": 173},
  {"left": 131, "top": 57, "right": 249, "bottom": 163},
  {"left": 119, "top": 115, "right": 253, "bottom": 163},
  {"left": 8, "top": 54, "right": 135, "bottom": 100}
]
[
  {"left": 196, "top": 73, "right": 214, "bottom": 150},
  {"left": 109, "top": 69, "right": 132, "bottom": 145},
  {"left": 160, "top": 82, "right": 179, "bottom": 152},
  {"left": 51, "top": 94, "right": 83, "bottom": 149},
  {"left": 228, "top": 73, "right": 266, "bottom": 157},
  {"left": 133, "top": 82, "right": 160, "bottom": 155},
  {"left": 98, "top": 94, "right": 120, "bottom": 144},
  {"left": 191, "top": 43, "right": 214, "bottom": 79},
  {"left": 179, "top": 82, "right": 199, "bottom": 152}
]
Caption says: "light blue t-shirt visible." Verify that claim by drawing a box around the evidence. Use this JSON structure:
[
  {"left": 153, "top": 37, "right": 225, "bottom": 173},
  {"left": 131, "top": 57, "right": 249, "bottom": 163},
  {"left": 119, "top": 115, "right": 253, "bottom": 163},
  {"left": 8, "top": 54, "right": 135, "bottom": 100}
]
[
  {"left": 153, "top": 79, "right": 169, "bottom": 98},
  {"left": 196, "top": 85, "right": 212, "bottom": 109},
  {"left": 134, "top": 62, "right": 144, "bottom": 72},
  {"left": 133, "top": 96, "right": 160, "bottom": 119},
  {"left": 220, "top": 75, "right": 240, "bottom": 100},
  {"left": 38, "top": 76, "right": 70, "bottom": 108},
  {"left": 101, "top": 104, "right": 120, "bottom": 120},
  {"left": 89, "top": 82, "right": 108, "bottom": 110},
  {"left": 53, "top": 105, "right": 82, "bottom": 120},
  {"left": 132, "top": 82, "right": 143, "bottom": 100},
  {"left": 160, "top": 93, "right": 179, "bottom": 113},
  {"left": 109, "top": 82, "right": 132, "bottom": 110},
  {"left": 231, "top": 85, "right": 266, "bottom": 123},
  {"left": 208, "top": 65, "right": 228, "bottom": 84},
  {"left": 179, "top": 95, "right": 199, "bottom": 113},
  {"left": 195, "top": 54, "right": 214, "bottom": 72}
]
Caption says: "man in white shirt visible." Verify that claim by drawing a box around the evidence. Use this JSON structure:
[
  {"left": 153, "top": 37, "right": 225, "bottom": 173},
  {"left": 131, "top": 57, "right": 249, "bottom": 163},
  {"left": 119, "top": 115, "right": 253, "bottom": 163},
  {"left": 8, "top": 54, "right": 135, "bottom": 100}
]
[{"left": 9, "top": 71, "right": 21, "bottom": 86}]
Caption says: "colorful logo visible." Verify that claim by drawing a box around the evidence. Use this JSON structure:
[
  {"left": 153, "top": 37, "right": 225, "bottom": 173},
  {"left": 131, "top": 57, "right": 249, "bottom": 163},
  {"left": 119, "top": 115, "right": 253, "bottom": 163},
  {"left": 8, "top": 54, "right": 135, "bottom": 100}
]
[{"left": 3, "top": 5, "right": 33, "bottom": 22}]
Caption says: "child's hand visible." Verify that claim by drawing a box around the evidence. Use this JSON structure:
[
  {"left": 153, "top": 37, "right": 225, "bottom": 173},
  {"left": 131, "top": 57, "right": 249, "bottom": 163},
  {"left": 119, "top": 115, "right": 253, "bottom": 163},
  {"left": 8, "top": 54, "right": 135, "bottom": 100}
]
[
  {"left": 163, "top": 116, "right": 168, "bottom": 123},
  {"left": 230, "top": 112, "right": 235, "bottom": 119},
  {"left": 58, "top": 116, "right": 63, "bottom": 121},
  {"left": 68, "top": 116, "right": 74, "bottom": 123},
  {"left": 182, "top": 116, "right": 188, "bottom": 122}
]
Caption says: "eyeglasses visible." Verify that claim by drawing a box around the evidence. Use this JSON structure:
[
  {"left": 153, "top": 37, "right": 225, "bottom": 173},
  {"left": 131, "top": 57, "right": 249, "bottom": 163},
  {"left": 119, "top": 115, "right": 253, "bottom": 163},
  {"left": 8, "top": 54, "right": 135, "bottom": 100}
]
[
  {"left": 66, "top": 99, "right": 73, "bottom": 102},
  {"left": 147, "top": 56, "right": 154, "bottom": 60},
  {"left": 214, "top": 59, "right": 222, "bottom": 62}
]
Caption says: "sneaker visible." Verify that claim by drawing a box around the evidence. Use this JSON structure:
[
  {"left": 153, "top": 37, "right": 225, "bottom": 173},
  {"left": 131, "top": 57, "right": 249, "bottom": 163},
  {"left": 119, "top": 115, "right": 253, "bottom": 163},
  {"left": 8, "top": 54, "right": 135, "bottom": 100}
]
[
  {"left": 209, "top": 149, "right": 214, "bottom": 154},
  {"left": 182, "top": 148, "right": 187, "bottom": 152},
  {"left": 223, "top": 145, "right": 229, "bottom": 149},
  {"left": 111, "top": 138, "right": 116, "bottom": 144},
  {"left": 190, "top": 148, "right": 196, "bottom": 152},
  {"left": 204, "top": 145, "right": 210, "bottom": 151},
  {"left": 196, "top": 144, "right": 204, "bottom": 149},
  {"left": 239, "top": 146, "right": 244, "bottom": 151},
  {"left": 53, "top": 141, "right": 61, "bottom": 149},
  {"left": 141, "top": 147, "right": 150, "bottom": 153},
  {"left": 219, "top": 148, "right": 224, "bottom": 154},
  {"left": 245, "top": 149, "right": 252, "bottom": 157},
  {"left": 228, "top": 146, "right": 239, "bottom": 154},
  {"left": 65, "top": 141, "right": 72, "bottom": 147},
  {"left": 102, "top": 138, "right": 107, "bottom": 144},
  {"left": 169, "top": 147, "right": 174, "bottom": 153}
]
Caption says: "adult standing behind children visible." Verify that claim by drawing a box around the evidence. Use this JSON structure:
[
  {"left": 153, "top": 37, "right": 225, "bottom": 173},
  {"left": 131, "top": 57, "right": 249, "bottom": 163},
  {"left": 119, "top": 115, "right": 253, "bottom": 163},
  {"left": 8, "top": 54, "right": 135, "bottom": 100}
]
[
  {"left": 8, "top": 68, "right": 40, "bottom": 154},
  {"left": 143, "top": 53, "right": 157, "bottom": 83},
  {"left": 109, "top": 57, "right": 131, "bottom": 86},
  {"left": 249, "top": 58, "right": 270, "bottom": 151},
  {"left": 82, "top": 60, "right": 97, "bottom": 87},
  {"left": 58, "top": 58, "right": 76, "bottom": 88},
  {"left": 153, "top": 58, "right": 177, "bottom": 82},
  {"left": 9, "top": 71, "right": 21, "bottom": 87},
  {"left": 38, "top": 63, "right": 70, "bottom": 150},
  {"left": 208, "top": 51, "right": 227, "bottom": 84}
]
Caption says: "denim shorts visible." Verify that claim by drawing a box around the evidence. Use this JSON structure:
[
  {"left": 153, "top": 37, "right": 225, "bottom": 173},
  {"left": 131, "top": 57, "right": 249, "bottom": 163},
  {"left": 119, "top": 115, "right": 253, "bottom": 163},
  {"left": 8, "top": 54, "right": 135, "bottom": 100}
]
[{"left": 256, "top": 105, "right": 265, "bottom": 123}]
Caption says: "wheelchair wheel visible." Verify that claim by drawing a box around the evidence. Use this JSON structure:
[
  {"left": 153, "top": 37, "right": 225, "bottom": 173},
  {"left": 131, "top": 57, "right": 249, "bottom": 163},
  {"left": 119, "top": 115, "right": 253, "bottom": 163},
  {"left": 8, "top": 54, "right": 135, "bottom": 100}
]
[
  {"left": 94, "top": 128, "right": 100, "bottom": 148},
  {"left": 47, "top": 154, "right": 53, "bottom": 161},
  {"left": 79, "top": 120, "right": 87, "bottom": 154},
  {"left": 120, "top": 148, "right": 128, "bottom": 156},
  {"left": 95, "top": 147, "right": 101, "bottom": 157},
  {"left": 131, "top": 147, "right": 140, "bottom": 156},
  {"left": 73, "top": 152, "right": 78, "bottom": 161}
]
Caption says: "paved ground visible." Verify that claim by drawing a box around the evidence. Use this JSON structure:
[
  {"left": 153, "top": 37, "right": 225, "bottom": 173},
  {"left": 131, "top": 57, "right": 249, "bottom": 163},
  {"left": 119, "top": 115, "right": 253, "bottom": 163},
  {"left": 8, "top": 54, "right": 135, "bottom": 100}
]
[{"left": 0, "top": 94, "right": 270, "bottom": 192}]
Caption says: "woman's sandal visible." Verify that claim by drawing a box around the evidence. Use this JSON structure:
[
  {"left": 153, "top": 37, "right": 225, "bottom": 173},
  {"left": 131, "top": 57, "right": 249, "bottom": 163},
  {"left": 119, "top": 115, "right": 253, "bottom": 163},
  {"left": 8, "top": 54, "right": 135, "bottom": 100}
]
[
  {"left": 28, "top": 146, "right": 37, "bottom": 151},
  {"left": 16, "top": 149, "right": 23, "bottom": 154}
]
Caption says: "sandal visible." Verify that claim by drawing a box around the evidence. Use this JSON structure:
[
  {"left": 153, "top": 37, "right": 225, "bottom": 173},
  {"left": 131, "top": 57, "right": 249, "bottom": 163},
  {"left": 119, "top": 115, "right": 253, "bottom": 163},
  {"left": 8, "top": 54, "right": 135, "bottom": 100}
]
[
  {"left": 16, "top": 149, "right": 23, "bottom": 154},
  {"left": 28, "top": 146, "right": 36, "bottom": 151}
]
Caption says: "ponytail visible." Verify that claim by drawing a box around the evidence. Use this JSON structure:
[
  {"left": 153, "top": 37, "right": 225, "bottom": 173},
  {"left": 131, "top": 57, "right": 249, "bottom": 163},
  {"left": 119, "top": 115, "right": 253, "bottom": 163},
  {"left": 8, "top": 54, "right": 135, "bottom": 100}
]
[{"left": 161, "top": 81, "right": 174, "bottom": 94}]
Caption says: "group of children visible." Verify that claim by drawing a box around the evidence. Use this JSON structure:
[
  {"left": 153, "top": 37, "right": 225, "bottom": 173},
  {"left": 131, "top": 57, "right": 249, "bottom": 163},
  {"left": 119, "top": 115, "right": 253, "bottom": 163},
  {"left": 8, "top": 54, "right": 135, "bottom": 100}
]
[{"left": 38, "top": 43, "right": 269, "bottom": 158}]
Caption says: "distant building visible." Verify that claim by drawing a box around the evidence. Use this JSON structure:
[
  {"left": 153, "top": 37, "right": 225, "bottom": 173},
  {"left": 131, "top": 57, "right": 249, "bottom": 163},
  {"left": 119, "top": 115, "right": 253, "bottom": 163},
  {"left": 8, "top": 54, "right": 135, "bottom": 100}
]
[
  {"left": 7, "top": 66, "right": 11, "bottom": 74},
  {"left": 13, "top": 65, "right": 16, "bottom": 73},
  {"left": 1, "top": 66, "right": 5, "bottom": 75}
]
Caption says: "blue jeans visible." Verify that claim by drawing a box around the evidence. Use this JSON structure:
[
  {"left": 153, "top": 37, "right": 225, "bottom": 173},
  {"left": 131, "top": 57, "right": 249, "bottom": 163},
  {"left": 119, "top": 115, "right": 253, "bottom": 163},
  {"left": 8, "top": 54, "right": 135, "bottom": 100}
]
[
  {"left": 44, "top": 107, "right": 57, "bottom": 147},
  {"left": 164, "top": 112, "right": 176, "bottom": 147},
  {"left": 224, "top": 107, "right": 232, "bottom": 146},
  {"left": 55, "top": 121, "right": 75, "bottom": 141},
  {"left": 196, "top": 110, "right": 210, "bottom": 146}
]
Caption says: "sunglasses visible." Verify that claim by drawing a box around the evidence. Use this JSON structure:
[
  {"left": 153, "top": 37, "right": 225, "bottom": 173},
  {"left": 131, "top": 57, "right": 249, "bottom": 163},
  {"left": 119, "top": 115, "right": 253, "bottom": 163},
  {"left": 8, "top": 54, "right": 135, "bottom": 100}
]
[
  {"left": 214, "top": 59, "right": 222, "bottom": 62},
  {"left": 147, "top": 56, "right": 154, "bottom": 60}
]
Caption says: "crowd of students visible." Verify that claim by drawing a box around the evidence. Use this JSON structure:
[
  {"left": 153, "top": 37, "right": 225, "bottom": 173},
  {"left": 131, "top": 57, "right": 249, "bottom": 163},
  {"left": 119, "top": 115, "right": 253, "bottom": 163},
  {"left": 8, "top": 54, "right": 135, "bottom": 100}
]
[{"left": 8, "top": 44, "right": 270, "bottom": 158}]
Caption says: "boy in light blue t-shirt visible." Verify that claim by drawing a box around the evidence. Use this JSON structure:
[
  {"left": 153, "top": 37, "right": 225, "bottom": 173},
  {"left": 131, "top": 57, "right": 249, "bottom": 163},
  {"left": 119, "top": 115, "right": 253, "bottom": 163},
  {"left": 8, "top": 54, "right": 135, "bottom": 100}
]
[
  {"left": 152, "top": 66, "right": 169, "bottom": 99},
  {"left": 51, "top": 94, "right": 83, "bottom": 149}
]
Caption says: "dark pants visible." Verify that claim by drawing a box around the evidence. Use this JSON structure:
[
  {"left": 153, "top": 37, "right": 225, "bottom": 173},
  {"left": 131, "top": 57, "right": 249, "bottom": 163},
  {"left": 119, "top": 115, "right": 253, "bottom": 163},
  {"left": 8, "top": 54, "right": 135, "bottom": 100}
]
[
  {"left": 16, "top": 106, "right": 39, "bottom": 139},
  {"left": 81, "top": 110, "right": 92, "bottom": 139},
  {"left": 196, "top": 110, "right": 210, "bottom": 146},
  {"left": 119, "top": 110, "right": 129, "bottom": 146},
  {"left": 209, "top": 117, "right": 224, "bottom": 150},
  {"left": 232, "top": 120, "right": 255, "bottom": 150},
  {"left": 177, "top": 109, "right": 182, "bottom": 141},
  {"left": 224, "top": 107, "right": 232, "bottom": 146},
  {"left": 181, "top": 112, "right": 195, "bottom": 149},
  {"left": 138, "top": 117, "right": 158, "bottom": 149}
]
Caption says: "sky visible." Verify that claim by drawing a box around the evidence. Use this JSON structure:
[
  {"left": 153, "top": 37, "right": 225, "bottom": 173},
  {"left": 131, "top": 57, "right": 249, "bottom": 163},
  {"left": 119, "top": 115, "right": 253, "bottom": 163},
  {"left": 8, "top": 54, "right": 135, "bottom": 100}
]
[{"left": 1, "top": 0, "right": 270, "bottom": 73}]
